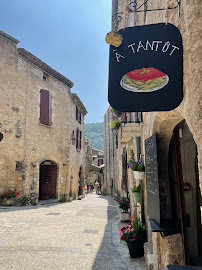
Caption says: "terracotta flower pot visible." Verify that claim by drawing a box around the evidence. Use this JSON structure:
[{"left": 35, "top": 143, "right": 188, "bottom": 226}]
[
  {"left": 133, "top": 171, "right": 145, "bottom": 180},
  {"left": 132, "top": 192, "right": 142, "bottom": 203},
  {"left": 127, "top": 238, "right": 144, "bottom": 258}
]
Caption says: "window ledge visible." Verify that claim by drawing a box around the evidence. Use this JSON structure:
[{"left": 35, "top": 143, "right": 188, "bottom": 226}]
[
  {"left": 148, "top": 219, "right": 180, "bottom": 235},
  {"left": 39, "top": 122, "right": 53, "bottom": 128}
]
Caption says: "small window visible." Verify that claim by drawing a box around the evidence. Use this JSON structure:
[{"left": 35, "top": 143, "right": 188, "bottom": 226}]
[
  {"left": 76, "top": 128, "right": 79, "bottom": 149},
  {"left": 79, "top": 131, "right": 82, "bottom": 149},
  {"left": 79, "top": 112, "right": 82, "bottom": 124},
  {"left": 43, "top": 73, "right": 49, "bottom": 82},
  {"left": 0, "top": 133, "right": 3, "bottom": 142},
  {"left": 40, "top": 89, "right": 52, "bottom": 126}
]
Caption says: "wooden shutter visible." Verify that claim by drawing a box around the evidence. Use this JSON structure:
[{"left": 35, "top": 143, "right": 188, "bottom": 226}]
[
  {"left": 76, "top": 106, "right": 78, "bottom": 121},
  {"left": 121, "top": 113, "right": 127, "bottom": 123},
  {"left": 76, "top": 128, "right": 79, "bottom": 149},
  {"left": 79, "top": 112, "right": 81, "bottom": 124},
  {"left": 40, "top": 90, "right": 52, "bottom": 125},
  {"left": 79, "top": 131, "right": 82, "bottom": 149}
]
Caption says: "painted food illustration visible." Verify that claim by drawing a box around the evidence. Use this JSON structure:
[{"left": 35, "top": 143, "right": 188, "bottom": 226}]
[{"left": 120, "top": 67, "right": 169, "bottom": 92}]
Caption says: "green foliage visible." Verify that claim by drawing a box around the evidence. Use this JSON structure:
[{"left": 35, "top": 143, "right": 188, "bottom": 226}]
[
  {"left": 84, "top": 122, "right": 104, "bottom": 151},
  {"left": 117, "top": 197, "right": 130, "bottom": 213},
  {"left": 109, "top": 118, "right": 121, "bottom": 129},
  {"left": 1, "top": 189, "right": 20, "bottom": 199},
  {"left": 128, "top": 159, "right": 145, "bottom": 172},
  {"left": 120, "top": 216, "right": 146, "bottom": 242},
  {"left": 59, "top": 194, "right": 67, "bottom": 203},
  {"left": 131, "top": 185, "right": 141, "bottom": 193}
]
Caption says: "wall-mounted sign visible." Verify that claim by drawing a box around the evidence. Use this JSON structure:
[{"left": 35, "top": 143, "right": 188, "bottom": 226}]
[
  {"left": 108, "top": 23, "right": 183, "bottom": 112},
  {"left": 122, "top": 123, "right": 141, "bottom": 139}
]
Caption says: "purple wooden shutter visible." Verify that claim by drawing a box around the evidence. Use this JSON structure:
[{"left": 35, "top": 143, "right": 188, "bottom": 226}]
[
  {"left": 79, "top": 131, "right": 82, "bottom": 149},
  {"left": 40, "top": 90, "right": 52, "bottom": 125}
]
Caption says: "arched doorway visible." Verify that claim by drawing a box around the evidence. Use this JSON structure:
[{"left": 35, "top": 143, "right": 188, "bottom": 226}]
[
  {"left": 168, "top": 121, "right": 202, "bottom": 265},
  {"left": 39, "top": 160, "right": 57, "bottom": 200}
]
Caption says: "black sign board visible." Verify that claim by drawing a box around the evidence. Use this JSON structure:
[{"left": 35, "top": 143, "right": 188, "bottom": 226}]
[
  {"left": 145, "top": 134, "right": 160, "bottom": 225},
  {"left": 108, "top": 23, "right": 183, "bottom": 112}
]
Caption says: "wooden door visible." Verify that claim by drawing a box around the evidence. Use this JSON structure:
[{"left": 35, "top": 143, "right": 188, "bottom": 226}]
[{"left": 39, "top": 165, "right": 57, "bottom": 199}]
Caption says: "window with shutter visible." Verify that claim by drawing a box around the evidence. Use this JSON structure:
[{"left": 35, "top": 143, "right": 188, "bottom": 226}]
[
  {"left": 79, "top": 112, "right": 81, "bottom": 124},
  {"left": 40, "top": 90, "right": 52, "bottom": 126},
  {"left": 76, "top": 128, "right": 79, "bottom": 149},
  {"left": 79, "top": 131, "right": 82, "bottom": 149},
  {"left": 76, "top": 106, "right": 78, "bottom": 121}
]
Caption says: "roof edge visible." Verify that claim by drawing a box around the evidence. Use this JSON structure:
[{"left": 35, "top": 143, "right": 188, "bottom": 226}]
[{"left": 0, "top": 30, "right": 20, "bottom": 44}]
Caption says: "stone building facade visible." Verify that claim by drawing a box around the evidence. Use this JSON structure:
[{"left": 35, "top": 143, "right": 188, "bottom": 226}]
[
  {"left": 0, "top": 30, "right": 87, "bottom": 205},
  {"left": 105, "top": 0, "right": 202, "bottom": 269},
  {"left": 85, "top": 139, "right": 104, "bottom": 187}
]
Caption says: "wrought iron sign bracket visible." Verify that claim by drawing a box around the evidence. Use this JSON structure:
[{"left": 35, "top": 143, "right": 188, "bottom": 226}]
[
  {"left": 112, "top": 0, "right": 181, "bottom": 28},
  {"left": 129, "top": 0, "right": 181, "bottom": 16}
]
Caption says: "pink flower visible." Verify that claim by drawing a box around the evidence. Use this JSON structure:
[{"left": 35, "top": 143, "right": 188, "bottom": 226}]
[
  {"left": 6, "top": 195, "right": 8, "bottom": 198},
  {"left": 120, "top": 236, "right": 124, "bottom": 240},
  {"left": 133, "top": 234, "right": 137, "bottom": 239},
  {"left": 119, "top": 230, "right": 122, "bottom": 234},
  {"left": 130, "top": 216, "right": 133, "bottom": 219}
]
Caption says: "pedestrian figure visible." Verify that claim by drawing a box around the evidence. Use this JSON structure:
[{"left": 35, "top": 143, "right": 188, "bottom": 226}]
[{"left": 95, "top": 181, "right": 99, "bottom": 194}]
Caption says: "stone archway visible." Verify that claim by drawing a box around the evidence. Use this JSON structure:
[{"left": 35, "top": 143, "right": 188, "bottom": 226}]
[{"left": 39, "top": 160, "right": 57, "bottom": 200}]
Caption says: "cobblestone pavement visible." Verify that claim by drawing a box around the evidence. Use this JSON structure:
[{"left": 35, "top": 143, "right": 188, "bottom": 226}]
[{"left": 0, "top": 194, "right": 147, "bottom": 270}]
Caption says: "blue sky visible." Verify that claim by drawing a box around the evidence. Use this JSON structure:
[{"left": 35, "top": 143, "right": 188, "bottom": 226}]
[{"left": 0, "top": 0, "right": 111, "bottom": 123}]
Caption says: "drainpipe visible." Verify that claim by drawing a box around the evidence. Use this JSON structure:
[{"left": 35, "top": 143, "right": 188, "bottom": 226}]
[{"left": 135, "top": 112, "right": 141, "bottom": 161}]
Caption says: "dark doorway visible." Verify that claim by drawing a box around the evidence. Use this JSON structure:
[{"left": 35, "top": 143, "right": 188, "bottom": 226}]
[
  {"left": 69, "top": 175, "right": 73, "bottom": 198},
  {"left": 78, "top": 167, "right": 83, "bottom": 196},
  {"left": 39, "top": 161, "right": 57, "bottom": 200},
  {"left": 169, "top": 121, "right": 202, "bottom": 265}
]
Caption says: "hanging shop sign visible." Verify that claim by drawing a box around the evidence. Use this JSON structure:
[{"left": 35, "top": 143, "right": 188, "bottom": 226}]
[
  {"left": 108, "top": 23, "right": 183, "bottom": 112},
  {"left": 122, "top": 123, "right": 141, "bottom": 140}
]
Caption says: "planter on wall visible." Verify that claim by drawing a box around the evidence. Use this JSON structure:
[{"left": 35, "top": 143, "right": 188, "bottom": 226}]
[
  {"left": 127, "top": 238, "right": 144, "bottom": 258},
  {"left": 133, "top": 171, "right": 145, "bottom": 180},
  {"left": 132, "top": 192, "right": 142, "bottom": 203},
  {"left": 1, "top": 198, "right": 16, "bottom": 206},
  {"left": 120, "top": 212, "right": 130, "bottom": 222}
]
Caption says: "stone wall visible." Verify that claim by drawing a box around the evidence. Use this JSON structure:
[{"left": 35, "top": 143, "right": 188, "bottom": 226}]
[
  {"left": 104, "top": 107, "right": 118, "bottom": 195},
  {"left": 0, "top": 32, "right": 86, "bottom": 204}
]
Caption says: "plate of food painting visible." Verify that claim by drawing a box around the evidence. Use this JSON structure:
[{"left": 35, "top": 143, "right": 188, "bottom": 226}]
[{"left": 120, "top": 67, "right": 169, "bottom": 93}]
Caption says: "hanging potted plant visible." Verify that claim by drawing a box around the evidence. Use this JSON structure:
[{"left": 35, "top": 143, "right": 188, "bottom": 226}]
[
  {"left": 131, "top": 185, "right": 142, "bottom": 203},
  {"left": 127, "top": 159, "right": 145, "bottom": 180},
  {"left": 120, "top": 216, "right": 146, "bottom": 258},
  {"left": 109, "top": 118, "right": 121, "bottom": 130},
  {"left": 118, "top": 197, "right": 130, "bottom": 222}
]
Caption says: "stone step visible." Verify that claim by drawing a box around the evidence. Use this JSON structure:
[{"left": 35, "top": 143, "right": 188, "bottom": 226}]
[{"left": 144, "top": 242, "right": 154, "bottom": 270}]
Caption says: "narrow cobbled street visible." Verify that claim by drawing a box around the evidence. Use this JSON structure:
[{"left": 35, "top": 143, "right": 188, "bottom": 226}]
[{"left": 0, "top": 194, "right": 147, "bottom": 270}]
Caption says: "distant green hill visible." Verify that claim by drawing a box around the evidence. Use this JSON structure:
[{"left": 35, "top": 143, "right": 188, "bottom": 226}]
[{"left": 84, "top": 122, "right": 104, "bottom": 151}]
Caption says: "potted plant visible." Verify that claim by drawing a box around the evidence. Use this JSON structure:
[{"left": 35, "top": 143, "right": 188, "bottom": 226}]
[
  {"left": 120, "top": 216, "right": 146, "bottom": 257},
  {"left": 127, "top": 159, "right": 145, "bottom": 180},
  {"left": 0, "top": 188, "right": 20, "bottom": 206},
  {"left": 109, "top": 118, "right": 121, "bottom": 130},
  {"left": 131, "top": 184, "right": 142, "bottom": 203},
  {"left": 118, "top": 197, "right": 130, "bottom": 222}
]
